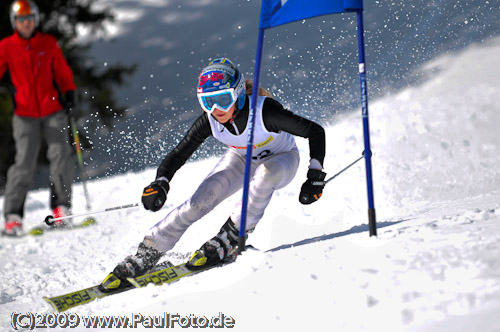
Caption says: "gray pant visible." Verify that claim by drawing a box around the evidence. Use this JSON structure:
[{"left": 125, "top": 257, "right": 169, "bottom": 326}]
[
  {"left": 3, "top": 112, "right": 74, "bottom": 218},
  {"left": 146, "top": 147, "right": 300, "bottom": 252}
]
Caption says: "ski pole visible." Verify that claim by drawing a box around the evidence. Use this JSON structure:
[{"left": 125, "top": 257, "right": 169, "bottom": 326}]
[
  {"left": 299, "top": 152, "right": 367, "bottom": 204},
  {"left": 323, "top": 151, "right": 368, "bottom": 186},
  {"left": 70, "top": 119, "right": 92, "bottom": 211},
  {"left": 44, "top": 203, "right": 140, "bottom": 225}
]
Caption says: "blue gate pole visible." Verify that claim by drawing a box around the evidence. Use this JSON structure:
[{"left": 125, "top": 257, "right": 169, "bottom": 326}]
[
  {"left": 356, "top": 9, "right": 377, "bottom": 236},
  {"left": 238, "top": 27, "right": 266, "bottom": 253}
]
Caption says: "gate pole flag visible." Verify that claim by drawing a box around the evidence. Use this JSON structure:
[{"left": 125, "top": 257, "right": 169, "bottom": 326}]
[{"left": 239, "top": 0, "right": 377, "bottom": 251}]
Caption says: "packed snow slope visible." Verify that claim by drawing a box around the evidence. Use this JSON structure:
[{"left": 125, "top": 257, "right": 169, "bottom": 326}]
[{"left": 1, "top": 37, "right": 500, "bottom": 331}]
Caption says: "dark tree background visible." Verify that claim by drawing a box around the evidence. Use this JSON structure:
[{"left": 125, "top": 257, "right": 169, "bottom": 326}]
[{"left": 0, "top": 0, "right": 136, "bottom": 189}]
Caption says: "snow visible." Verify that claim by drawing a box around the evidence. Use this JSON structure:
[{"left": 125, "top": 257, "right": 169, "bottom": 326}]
[{"left": 1, "top": 33, "right": 500, "bottom": 332}]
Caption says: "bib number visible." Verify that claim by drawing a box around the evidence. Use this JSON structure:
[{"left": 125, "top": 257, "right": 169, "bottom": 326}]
[{"left": 252, "top": 149, "right": 273, "bottom": 160}]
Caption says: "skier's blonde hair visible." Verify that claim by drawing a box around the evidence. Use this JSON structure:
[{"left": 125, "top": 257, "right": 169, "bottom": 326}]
[{"left": 245, "top": 80, "right": 272, "bottom": 97}]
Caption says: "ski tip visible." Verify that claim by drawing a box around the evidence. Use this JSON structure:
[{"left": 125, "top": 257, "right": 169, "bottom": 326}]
[
  {"left": 42, "top": 296, "right": 63, "bottom": 313},
  {"left": 81, "top": 217, "right": 97, "bottom": 227},
  {"left": 29, "top": 227, "right": 44, "bottom": 236}
]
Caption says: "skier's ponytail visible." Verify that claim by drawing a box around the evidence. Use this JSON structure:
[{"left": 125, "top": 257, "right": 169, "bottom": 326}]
[{"left": 245, "top": 80, "right": 272, "bottom": 97}]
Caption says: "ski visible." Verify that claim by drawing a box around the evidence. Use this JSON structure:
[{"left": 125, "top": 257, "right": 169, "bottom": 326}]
[
  {"left": 43, "top": 282, "right": 133, "bottom": 313},
  {"left": 42, "top": 260, "right": 175, "bottom": 313},
  {"left": 1, "top": 217, "right": 97, "bottom": 237},
  {"left": 127, "top": 258, "right": 233, "bottom": 289},
  {"left": 127, "top": 262, "right": 196, "bottom": 288},
  {"left": 29, "top": 217, "right": 97, "bottom": 236},
  {"left": 43, "top": 246, "right": 251, "bottom": 312},
  {"left": 127, "top": 245, "right": 254, "bottom": 288}
]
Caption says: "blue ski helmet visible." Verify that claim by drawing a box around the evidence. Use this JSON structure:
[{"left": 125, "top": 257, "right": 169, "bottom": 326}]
[{"left": 197, "top": 58, "right": 246, "bottom": 112}]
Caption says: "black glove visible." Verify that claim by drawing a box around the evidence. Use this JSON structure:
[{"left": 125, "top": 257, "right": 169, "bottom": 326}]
[
  {"left": 142, "top": 180, "right": 169, "bottom": 211},
  {"left": 299, "top": 169, "right": 326, "bottom": 205},
  {"left": 65, "top": 90, "right": 77, "bottom": 118}
]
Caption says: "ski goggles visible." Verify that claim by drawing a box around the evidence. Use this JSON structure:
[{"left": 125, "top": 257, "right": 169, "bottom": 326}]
[
  {"left": 197, "top": 88, "right": 238, "bottom": 114},
  {"left": 16, "top": 15, "right": 35, "bottom": 23}
]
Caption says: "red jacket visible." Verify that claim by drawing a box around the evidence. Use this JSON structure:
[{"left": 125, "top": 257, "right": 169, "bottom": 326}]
[{"left": 0, "top": 31, "right": 76, "bottom": 118}]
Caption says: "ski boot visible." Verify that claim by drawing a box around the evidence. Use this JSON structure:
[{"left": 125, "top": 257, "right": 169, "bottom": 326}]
[
  {"left": 52, "top": 206, "right": 71, "bottom": 228},
  {"left": 100, "top": 241, "right": 164, "bottom": 292},
  {"left": 3, "top": 214, "right": 23, "bottom": 237},
  {"left": 186, "top": 218, "right": 243, "bottom": 270}
]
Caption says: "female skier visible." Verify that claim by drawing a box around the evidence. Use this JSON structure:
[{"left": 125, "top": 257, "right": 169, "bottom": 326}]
[{"left": 101, "top": 58, "right": 326, "bottom": 290}]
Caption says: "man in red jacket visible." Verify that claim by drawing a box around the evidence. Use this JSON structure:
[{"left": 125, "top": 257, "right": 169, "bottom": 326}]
[{"left": 1, "top": 0, "right": 77, "bottom": 236}]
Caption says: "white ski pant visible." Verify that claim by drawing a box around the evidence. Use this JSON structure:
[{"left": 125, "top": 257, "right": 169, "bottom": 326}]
[{"left": 145, "top": 147, "right": 300, "bottom": 252}]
